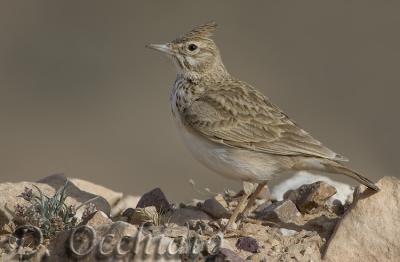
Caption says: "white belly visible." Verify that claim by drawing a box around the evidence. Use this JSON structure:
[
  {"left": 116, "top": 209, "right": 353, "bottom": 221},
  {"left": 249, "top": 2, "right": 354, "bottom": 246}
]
[{"left": 171, "top": 100, "right": 280, "bottom": 182}]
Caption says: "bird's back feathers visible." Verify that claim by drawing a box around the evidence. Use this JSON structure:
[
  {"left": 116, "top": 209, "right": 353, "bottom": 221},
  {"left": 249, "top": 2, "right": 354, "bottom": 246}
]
[{"left": 182, "top": 78, "right": 347, "bottom": 161}]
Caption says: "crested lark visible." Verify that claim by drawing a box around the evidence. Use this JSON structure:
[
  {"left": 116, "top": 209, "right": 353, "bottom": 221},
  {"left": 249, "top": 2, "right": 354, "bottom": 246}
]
[{"left": 147, "top": 22, "right": 379, "bottom": 229}]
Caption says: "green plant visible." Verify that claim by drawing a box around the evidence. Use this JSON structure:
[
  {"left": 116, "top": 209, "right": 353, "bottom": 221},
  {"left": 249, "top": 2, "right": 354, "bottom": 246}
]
[{"left": 15, "top": 181, "right": 98, "bottom": 238}]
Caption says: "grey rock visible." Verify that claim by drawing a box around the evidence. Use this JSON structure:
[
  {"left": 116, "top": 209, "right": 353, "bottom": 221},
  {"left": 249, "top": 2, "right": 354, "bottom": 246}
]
[
  {"left": 169, "top": 207, "right": 212, "bottom": 226},
  {"left": 201, "top": 194, "right": 230, "bottom": 219},
  {"left": 136, "top": 187, "right": 171, "bottom": 212}
]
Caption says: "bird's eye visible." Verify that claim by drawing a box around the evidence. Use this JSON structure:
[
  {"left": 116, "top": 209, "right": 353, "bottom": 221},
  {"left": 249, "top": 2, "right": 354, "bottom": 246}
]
[{"left": 187, "top": 43, "right": 198, "bottom": 51}]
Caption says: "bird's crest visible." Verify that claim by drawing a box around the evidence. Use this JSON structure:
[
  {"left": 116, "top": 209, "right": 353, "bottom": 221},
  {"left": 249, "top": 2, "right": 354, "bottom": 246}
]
[{"left": 173, "top": 22, "right": 217, "bottom": 43}]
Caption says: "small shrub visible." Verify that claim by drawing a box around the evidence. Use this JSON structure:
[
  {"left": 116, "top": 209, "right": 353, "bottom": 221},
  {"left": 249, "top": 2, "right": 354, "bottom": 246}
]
[{"left": 14, "top": 181, "right": 97, "bottom": 238}]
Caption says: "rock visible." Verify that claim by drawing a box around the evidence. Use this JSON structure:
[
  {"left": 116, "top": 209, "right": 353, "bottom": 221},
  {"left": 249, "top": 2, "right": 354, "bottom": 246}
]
[
  {"left": 210, "top": 248, "right": 245, "bottom": 262},
  {"left": 201, "top": 194, "right": 230, "bottom": 219},
  {"left": 324, "top": 176, "right": 400, "bottom": 262},
  {"left": 169, "top": 207, "right": 212, "bottom": 226},
  {"left": 255, "top": 199, "right": 302, "bottom": 224},
  {"left": 48, "top": 221, "right": 180, "bottom": 261},
  {"left": 279, "top": 228, "right": 298, "bottom": 236},
  {"left": 70, "top": 178, "right": 123, "bottom": 206},
  {"left": 2, "top": 244, "right": 49, "bottom": 262},
  {"left": 0, "top": 208, "right": 12, "bottom": 229},
  {"left": 272, "top": 171, "right": 354, "bottom": 205},
  {"left": 257, "top": 185, "right": 271, "bottom": 200},
  {"left": 0, "top": 180, "right": 90, "bottom": 222},
  {"left": 247, "top": 253, "right": 268, "bottom": 261},
  {"left": 236, "top": 236, "right": 260, "bottom": 253},
  {"left": 124, "top": 206, "right": 159, "bottom": 225},
  {"left": 254, "top": 201, "right": 272, "bottom": 214},
  {"left": 111, "top": 195, "right": 141, "bottom": 217},
  {"left": 303, "top": 215, "right": 339, "bottom": 239},
  {"left": 284, "top": 181, "right": 337, "bottom": 213},
  {"left": 37, "top": 174, "right": 111, "bottom": 215},
  {"left": 82, "top": 211, "right": 112, "bottom": 227},
  {"left": 136, "top": 188, "right": 171, "bottom": 212}
]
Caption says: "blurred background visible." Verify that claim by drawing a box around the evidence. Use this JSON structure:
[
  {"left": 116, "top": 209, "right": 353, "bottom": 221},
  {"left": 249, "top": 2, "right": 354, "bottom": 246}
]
[{"left": 0, "top": 1, "right": 399, "bottom": 201}]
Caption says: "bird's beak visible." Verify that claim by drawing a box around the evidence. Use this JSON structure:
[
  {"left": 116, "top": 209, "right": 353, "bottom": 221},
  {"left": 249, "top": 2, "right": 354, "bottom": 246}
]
[{"left": 146, "top": 43, "right": 174, "bottom": 55}]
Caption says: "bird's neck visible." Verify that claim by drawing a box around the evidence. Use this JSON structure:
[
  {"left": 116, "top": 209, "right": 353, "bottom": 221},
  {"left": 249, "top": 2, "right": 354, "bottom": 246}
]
[{"left": 179, "top": 62, "right": 230, "bottom": 84}]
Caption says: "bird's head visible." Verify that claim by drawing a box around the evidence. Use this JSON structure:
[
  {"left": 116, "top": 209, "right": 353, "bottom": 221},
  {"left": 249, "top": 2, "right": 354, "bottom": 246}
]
[{"left": 147, "top": 22, "right": 228, "bottom": 80}]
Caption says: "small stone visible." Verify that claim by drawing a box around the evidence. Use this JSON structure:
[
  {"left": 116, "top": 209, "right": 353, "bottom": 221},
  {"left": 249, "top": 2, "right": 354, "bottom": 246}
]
[
  {"left": 236, "top": 236, "right": 260, "bottom": 253},
  {"left": 268, "top": 238, "right": 280, "bottom": 247},
  {"left": 83, "top": 210, "right": 112, "bottom": 227},
  {"left": 201, "top": 194, "right": 230, "bottom": 219},
  {"left": 184, "top": 198, "right": 204, "bottom": 208},
  {"left": 279, "top": 228, "right": 298, "bottom": 236},
  {"left": 218, "top": 218, "right": 229, "bottom": 227},
  {"left": 136, "top": 187, "right": 171, "bottom": 212},
  {"left": 124, "top": 206, "right": 159, "bottom": 225},
  {"left": 255, "top": 199, "right": 302, "bottom": 224},
  {"left": 284, "top": 181, "right": 337, "bottom": 213},
  {"left": 328, "top": 199, "right": 345, "bottom": 215}
]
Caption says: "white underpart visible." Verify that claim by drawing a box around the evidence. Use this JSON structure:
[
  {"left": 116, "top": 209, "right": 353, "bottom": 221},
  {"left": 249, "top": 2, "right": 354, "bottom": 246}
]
[{"left": 271, "top": 171, "right": 355, "bottom": 205}]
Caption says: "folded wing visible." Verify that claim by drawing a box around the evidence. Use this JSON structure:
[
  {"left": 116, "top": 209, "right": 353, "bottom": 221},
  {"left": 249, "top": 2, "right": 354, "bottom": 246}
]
[{"left": 183, "top": 80, "right": 347, "bottom": 161}]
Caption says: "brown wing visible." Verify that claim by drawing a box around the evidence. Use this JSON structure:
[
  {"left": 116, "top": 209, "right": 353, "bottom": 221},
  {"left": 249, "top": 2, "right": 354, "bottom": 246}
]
[{"left": 182, "top": 80, "right": 347, "bottom": 161}]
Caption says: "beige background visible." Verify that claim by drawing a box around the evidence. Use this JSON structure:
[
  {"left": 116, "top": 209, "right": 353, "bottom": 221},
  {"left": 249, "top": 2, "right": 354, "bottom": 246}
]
[{"left": 0, "top": 1, "right": 399, "bottom": 201}]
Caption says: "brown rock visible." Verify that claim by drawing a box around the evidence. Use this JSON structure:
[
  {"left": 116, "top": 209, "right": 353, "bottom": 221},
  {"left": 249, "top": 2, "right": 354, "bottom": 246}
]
[
  {"left": 0, "top": 179, "right": 94, "bottom": 222},
  {"left": 136, "top": 187, "right": 171, "bottom": 212},
  {"left": 284, "top": 181, "right": 337, "bottom": 213},
  {"left": 38, "top": 174, "right": 111, "bottom": 215},
  {"left": 201, "top": 194, "right": 230, "bottom": 219},
  {"left": 70, "top": 178, "right": 123, "bottom": 207},
  {"left": 324, "top": 176, "right": 400, "bottom": 262},
  {"left": 236, "top": 236, "right": 260, "bottom": 253},
  {"left": 0, "top": 208, "right": 12, "bottom": 229},
  {"left": 256, "top": 199, "right": 302, "bottom": 224}
]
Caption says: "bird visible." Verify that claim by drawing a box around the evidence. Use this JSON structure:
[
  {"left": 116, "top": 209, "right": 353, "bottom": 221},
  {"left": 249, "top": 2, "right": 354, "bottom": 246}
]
[{"left": 147, "top": 22, "right": 379, "bottom": 230}]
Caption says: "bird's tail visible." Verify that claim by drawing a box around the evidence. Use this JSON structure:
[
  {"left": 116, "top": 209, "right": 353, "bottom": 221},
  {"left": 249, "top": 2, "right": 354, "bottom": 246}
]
[{"left": 293, "top": 158, "right": 380, "bottom": 191}]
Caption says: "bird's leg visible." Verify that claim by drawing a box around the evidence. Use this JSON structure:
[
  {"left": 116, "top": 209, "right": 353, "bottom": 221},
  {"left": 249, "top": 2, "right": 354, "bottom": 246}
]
[
  {"left": 224, "top": 190, "right": 249, "bottom": 231},
  {"left": 237, "top": 182, "right": 267, "bottom": 223}
]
